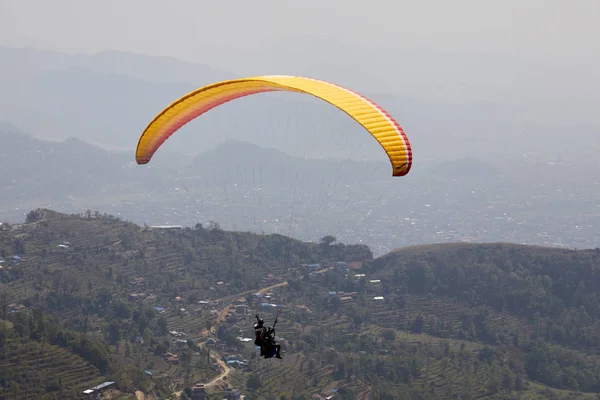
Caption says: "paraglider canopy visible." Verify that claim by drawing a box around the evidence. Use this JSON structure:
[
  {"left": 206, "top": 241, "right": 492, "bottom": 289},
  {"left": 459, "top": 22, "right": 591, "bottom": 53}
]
[{"left": 135, "top": 75, "right": 413, "bottom": 177}]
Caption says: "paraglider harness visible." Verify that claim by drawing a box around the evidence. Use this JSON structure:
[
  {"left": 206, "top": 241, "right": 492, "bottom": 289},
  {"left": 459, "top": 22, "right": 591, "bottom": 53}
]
[{"left": 254, "top": 311, "right": 282, "bottom": 359}]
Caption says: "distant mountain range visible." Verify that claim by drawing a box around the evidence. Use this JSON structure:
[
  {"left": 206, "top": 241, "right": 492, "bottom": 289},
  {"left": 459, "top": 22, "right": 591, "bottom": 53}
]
[
  {"left": 1, "top": 45, "right": 598, "bottom": 164},
  {"left": 0, "top": 122, "right": 380, "bottom": 205},
  {"left": 0, "top": 121, "right": 501, "bottom": 215}
]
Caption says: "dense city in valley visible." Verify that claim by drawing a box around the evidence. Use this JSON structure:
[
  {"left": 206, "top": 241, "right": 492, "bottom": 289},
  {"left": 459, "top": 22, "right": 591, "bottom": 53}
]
[
  {"left": 1, "top": 134, "right": 598, "bottom": 257},
  {"left": 98, "top": 164, "right": 599, "bottom": 256},
  {"left": 6, "top": 159, "right": 597, "bottom": 258}
]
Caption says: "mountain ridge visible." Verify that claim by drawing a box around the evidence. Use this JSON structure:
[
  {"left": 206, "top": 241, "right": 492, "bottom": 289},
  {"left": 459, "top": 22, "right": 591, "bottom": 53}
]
[{"left": 4, "top": 45, "right": 598, "bottom": 163}]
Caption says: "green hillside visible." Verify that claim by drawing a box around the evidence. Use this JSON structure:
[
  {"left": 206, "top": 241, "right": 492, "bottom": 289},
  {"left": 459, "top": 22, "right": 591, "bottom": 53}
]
[
  {"left": 245, "top": 242, "right": 600, "bottom": 399},
  {"left": 0, "top": 209, "right": 370, "bottom": 398},
  {"left": 2, "top": 210, "right": 600, "bottom": 399}
]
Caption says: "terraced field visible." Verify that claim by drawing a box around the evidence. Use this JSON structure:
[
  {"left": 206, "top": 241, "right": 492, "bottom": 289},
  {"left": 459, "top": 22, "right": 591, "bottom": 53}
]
[
  {"left": 0, "top": 211, "right": 325, "bottom": 307},
  {"left": 5, "top": 212, "right": 599, "bottom": 399},
  {"left": 249, "top": 353, "right": 315, "bottom": 397},
  {"left": 219, "top": 280, "right": 600, "bottom": 400},
  {"left": 264, "top": 322, "right": 598, "bottom": 399},
  {"left": 0, "top": 339, "right": 105, "bottom": 399}
]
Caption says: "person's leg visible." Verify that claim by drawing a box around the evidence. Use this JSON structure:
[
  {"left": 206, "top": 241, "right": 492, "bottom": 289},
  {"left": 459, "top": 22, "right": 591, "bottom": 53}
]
[
  {"left": 263, "top": 343, "right": 272, "bottom": 358},
  {"left": 275, "top": 344, "right": 282, "bottom": 359}
]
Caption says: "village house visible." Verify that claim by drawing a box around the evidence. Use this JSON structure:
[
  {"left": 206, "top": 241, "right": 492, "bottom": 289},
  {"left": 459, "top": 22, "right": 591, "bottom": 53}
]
[
  {"left": 306, "top": 263, "right": 321, "bottom": 272},
  {"left": 262, "top": 273, "right": 279, "bottom": 285},
  {"left": 8, "top": 303, "right": 26, "bottom": 312},
  {"left": 128, "top": 292, "right": 148, "bottom": 301},
  {"left": 130, "top": 277, "right": 145, "bottom": 286},
  {"left": 236, "top": 304, "right": 248, "bottom": 315},
  {"left": 172, "top": 339, "right": 189, "bottom": 349},
  {"left": 222, "top": 388, "right": 242, "bottom": 399},
  {"left": 82, "top": 381, "right": 115, "bottom": 399},
  {"left": 165, "top": 352, "right": 179, "bottom": 364},
  {"left": 348, "top": 261, "right": 363, "bottom": 270},
  {"left": 191, "top": 383, "right": 206, "bottom": 400}
]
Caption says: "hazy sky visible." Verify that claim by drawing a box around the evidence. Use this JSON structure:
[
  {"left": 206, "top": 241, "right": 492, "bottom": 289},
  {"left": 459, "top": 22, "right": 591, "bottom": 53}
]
[
  {"left": 2, "top": 0, "right": 599, "bottom": 126},
  {"left": 1, "top": 0, "right": 599, "bottom": 64}
]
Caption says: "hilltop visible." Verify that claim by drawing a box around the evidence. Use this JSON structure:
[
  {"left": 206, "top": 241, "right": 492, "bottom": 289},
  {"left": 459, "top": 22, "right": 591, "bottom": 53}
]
[
  {"left": 0, "top": 208, "right": 371, "bottom": 398},
  {"left": 2, "top": 209, "right": 600, "bottom": 399},
  {"left": 0, "top": 208, "right": 371, "bottom": 308}
]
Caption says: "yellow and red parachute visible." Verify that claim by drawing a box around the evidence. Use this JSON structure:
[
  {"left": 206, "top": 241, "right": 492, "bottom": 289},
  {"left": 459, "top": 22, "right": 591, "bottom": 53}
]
[{"left": 136, "top": 75, "right": 413, "bottom": 177}]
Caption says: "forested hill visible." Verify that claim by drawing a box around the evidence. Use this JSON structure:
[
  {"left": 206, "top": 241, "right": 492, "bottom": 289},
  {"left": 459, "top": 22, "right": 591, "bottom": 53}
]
[
  {"left": 0, "top": 208, "right": 372, "bottom": 306},
  {"left": 357, "top": 243, "right": 600, "bottom": 391},
  {"left": 3, "top": 210, "right": 600, "bottom": 399},
  {"left": 0, "top": 209, "right": 371, "bottom": 399},
  {"left": 372, "top": 242, "right": 600, "bottom": 337}
]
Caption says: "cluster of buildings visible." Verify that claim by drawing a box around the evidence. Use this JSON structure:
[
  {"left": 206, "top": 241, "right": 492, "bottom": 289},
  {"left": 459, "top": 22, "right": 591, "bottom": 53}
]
[
  {"left": 300, "top": 261, "right": 363, "bottom": 274},
  {"left": 223, "top": 354, "right": 249, "bottom": 370},
  {"left": 0, "top": 255, "right": 24, "bottom": 269}
]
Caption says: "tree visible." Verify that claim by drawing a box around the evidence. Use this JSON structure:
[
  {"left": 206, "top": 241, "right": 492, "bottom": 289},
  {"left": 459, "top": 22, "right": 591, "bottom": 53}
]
[
  {"left": 411, "top": 314, "right": 424, "bottom": 334},
  {"left": 380, "top": 328, "right": 396, "bottom": 341},
  {"left": 13, "top": 238, "right": 25, "bottom": 255},
  {"left": 108, "top": 321, "right": 122, "bottom": 344},
  {"left": 157, "top": 316, "right": 168, "bottom": 336},
  {"left": 320, "top": 235, "right": 337, "bottom": 247},
  {"left": 246, "top": 373, "right": 262, "bottom": 391},
  {"left": 0, "top": 377, "right": 7, "bottom": 399},
  {"left": 143, "top": 328, "right": 152, "bottom": 346},
  {"left": 207, "top": 220, "right": 221, "bottom": 231}
]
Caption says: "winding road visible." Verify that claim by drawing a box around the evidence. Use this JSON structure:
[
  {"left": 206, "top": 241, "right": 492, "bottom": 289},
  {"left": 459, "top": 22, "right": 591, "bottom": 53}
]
[
  {"left": 171, "top": 281, "right": 289, "bottom": 398},
  {"left": 212, "top": 280, "right": 290, "bottom": 329},
  {"left": 173, "top": 347, "right": 231, "bottom": 399},
  {"left": 172, "top": 268, "right": 329, "bottom": 398},
  {"left": 204, "top": 352, "right": 231, "bottom": 388}
]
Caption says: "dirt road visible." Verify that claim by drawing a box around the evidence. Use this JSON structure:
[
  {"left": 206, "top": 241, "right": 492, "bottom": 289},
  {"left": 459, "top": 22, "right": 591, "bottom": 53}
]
[
  {"left": 211, "top": 268, "right": 329, "bottom": 328},
  {"left": 172, "top": 271, "right": 328, "bottom": 398},
  {"left": 257, "top": 281, "right": 288, "bottom": 295},
  {"left": 211, "top": 280, "right": 291, "bottom": 331},
  {"left": 173, "top": 343, "right": 231, "bottom": 399},
  {"left": 204, "top": 352, "right": 231, "bottom": 388}
]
